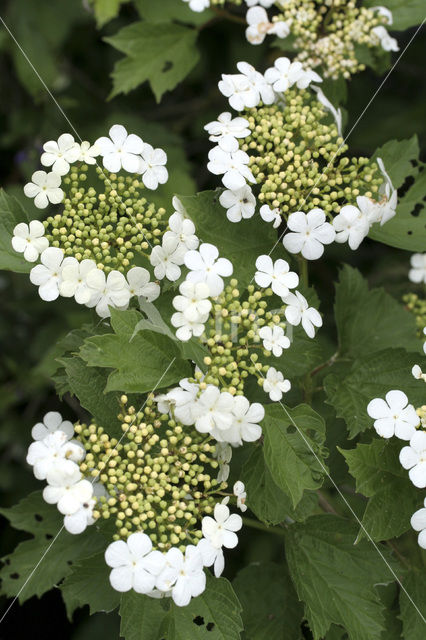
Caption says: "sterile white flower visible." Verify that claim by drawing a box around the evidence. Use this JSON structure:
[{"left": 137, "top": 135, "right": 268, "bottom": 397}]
[
  {"left": 282, "top": 209, "right": 336, "bottom": 260},
  {"left": 182, "top": 0, "right": 210, "bottom": 11},
  {"left": 409, "top": 254, "right": 426, "bottom": 284},
  {"left": 138, "top": 143, "right": 168, "bottom": 190},
  {"left": 85, "top": 268, "right": 130, "bottom": 318},
  {"left": 260, "top": 204, "right": 281, "bottom": 228},
  {"left": 126, "top": 266, "right": 160, "bottom": 302},
  {"left": 172, "top": 280, "right": 212, "bottom": 322},
  {"left": 150, "top": 236, "right": 185, "bottom": 282},
  {"left": 193, "top": 385, "right": 235, "bottom": 436},
  {"left": 259, "top": 325, "right": 290, "bottom": 357},
  {"left": 220, "top": 396, "right": 264, "bottom": 445},
  {"left": 411, "top": 364, "right": 426, "bottom": 381},
  {"left": 255, "top": 255, "right": 299, "bottom": 297},
  {"left": 204, "top": 112, "right": 250, "bottom": 152},
  {"left": 44, "top": 465, "right": 93, "bottom": 515},
  {"left": 24, "top": 171, "right": 64, "bottom": 209},
  {"left": 264, "top": 57, "right": 305, "bottom": 92},
  {"left": 218, "top": 62, "right": 274, "bottom": 111},
  {"left": 31, "top": 411, "right": 74, "bottom": 441},
  {"left": 283, "top": 290, "right": 322, "bottom": 338},
  {"left": 367, "top": 390, "right": 420, "bottom": 440},
  {"left": 59, "top": 258, "right": 97, "bottom": 304},
  {"left": 246, "top": 8, "right": 289, "bottom": 45},
  {"left": 202, "top": 502, "right": 242, "bottom": 549},
  {"left": 411, "top": 499, "right": 426, "bottom": 549},
  {"left": 237, "top": 61, "right": 275, "bottom": 104},
  {"left": 263, "top": 366, "right": 291, "bottom": 402},
  {"left": 185, "top": 243, "right": 233, "bottom": 297},
  {"left": 29, "top": 247, "right": 65, "bottom": 301},
  {"left": 333, "top": 205, "right": 370, "bottom": 250},
  {"left": 245, "top": 0, "right": 276, "bottom": 6},
  {"left": 95, "top": 124, "right": 144, "bottom": 173},
  {"left": 156, "top": 545, "right": 206, "bottom": 607},
  {"left": 169, "top": 378, "right": 200, "bottom": 425},
  {"left": 399, "top": 431, "right": 426, "bottom": 488},
  {"left": 207, "top": 146, "right": 255, "bottom": 190},
  {"left": 105, "top": 532, "right": 166, "bottom": 594},
  {"left": 163, "top": 212, "right": 199, "bottom": 251},
  {"left": 64, "top": 498, "right": 96, "bottom": 535},
  {"left": 78, "top": 140, "right": 99, "bottom": 165},
  {"left": 295, "top": 68, "right": 323, "bottom": 89},
  {"left": 372, "top": 26, "right": 399, "bottom": 52},
  {"left": 27, "top": 431, "right": 84, "bottom": 480},
  {"left": 12, "top": 220, "right": 49, "bottom": 262},
  {"left": 171, "top": 311, "right": 207, "bottom": 342},
  {"left": 40, "top": 133, "right": 80, "bottom": 176},
  {"left": 311, "top": 85, "right": 343, "bottom": 137},
  {"left": 197, "top": 537, "right": 225, "bottom": 578},
  {"left": 219, "top": 186, "right": 256, "bottom": 222},
  {"left": 233, "top": 481, "right": 247, "bottom": 512},
  {"left": 372, "top": 6, "right": 393, "bottom": 25}
]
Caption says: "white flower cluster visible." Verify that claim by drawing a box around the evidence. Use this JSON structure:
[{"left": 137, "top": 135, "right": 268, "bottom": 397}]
[
  {"left": 26, "top": 412, "right": 97, "bottom": 535},
  {"left": 409, "top": 253, "right": 426, "bottom": 286}
]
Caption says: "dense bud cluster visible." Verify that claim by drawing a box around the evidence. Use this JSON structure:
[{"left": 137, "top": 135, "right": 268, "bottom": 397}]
[
  {"left": 241, "top": 90, "right": 382, "bottom": 217},
  {"left": 75, "top": 396, "right": 223, "bottom": 551},
  {"left": 44, "top": 165, "right": 167, "bottom": 274},
  {"left": 403, "top": 293, "right": 426, "bottom": 338}
]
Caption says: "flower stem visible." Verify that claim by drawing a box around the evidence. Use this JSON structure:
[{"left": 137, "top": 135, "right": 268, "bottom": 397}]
[{"left": 242, "top": 516, "right": 286, "bottom": 536}]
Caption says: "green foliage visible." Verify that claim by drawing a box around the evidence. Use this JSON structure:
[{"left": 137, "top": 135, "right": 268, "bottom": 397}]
[
  {"left": 364, "top": 0, "right": 426, "bottom": 30},
  {"left": 0, "top": 189, "right": 31, "bottom": 273},
  {"left": 399, "top": 572, "right": 426, "bottom": 640},
  {"left": 0, "top": 491, "right": 62, "bottom": 535},
  {"left": 90, "top": 0, "right": 129, "bottom": 27},
  {"left": 285, "top": 515, "right": 395, "bottom": 640},
  {"left": 105, "top": 22, "right": 199, "bottom": 101},
  {"left": 134, "top": 0, "right": 213, "bottom": 24},
  {"left": 119, "top": 592, "right": 168, "bottom": 640}
]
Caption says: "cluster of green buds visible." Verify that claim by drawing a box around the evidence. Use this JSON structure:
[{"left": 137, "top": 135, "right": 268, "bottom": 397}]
[
  {"left": 241, "top": 89, "right": 382, "bottom": 218},
  {"left": 74, "top": 396, "right": 225, "bottom": 551},
  {"left": 43, "top": 164, "right": 167, "bottom": 274},
  {"left": 403, "top": 293, "right": 426, "bottom": 339},
  {"left": 417, "top": 405, "right": 426, "bottom": 428},
  {"left": 274, "top": 0, "right": 394, "bottom": 79},
  {"left": 200, "top": 278, "right": 284, "bottom": 394}
]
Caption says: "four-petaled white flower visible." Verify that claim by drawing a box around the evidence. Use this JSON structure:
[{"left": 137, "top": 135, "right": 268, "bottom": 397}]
[
  {"left": 255, "top": 255, "right": 299, "bottom": 297},
  {"left": 78, "top": 140, "right": 99, "bottom": 165},
  {"left": 156, "top": 545, "right": 206, "bottom": 607},
  {"left": 194, "top": 386, "right": 235, "bottom": 436},
  {"left": 24, "top": 171, "right": 64, "bottom": 209},
  {"left": 260, "top": 204, "right": 281, "bottom": 228},
  {"left": 85, "top": 268, "right": 130, "bottom": 318},
  {"left": 202, "top": 502, "right": 242, "bottom": 550},
  {"left": 12, "top": 220, "right": 49, "bottom": 262},
  {"left": 126, "top": 266, "right": 160, "bottom": 302},
  {"left": 367, "top": 390, "right": 420, "bottom": 440},
  {"left": 64, "top": 498, "right": 96, "bottom": 535},
  {"left": 246, "top": 8, "right": 289, "bottom": 46},
  {"left": 197, "top": 537, "right": 225, "bottom": 578},
  {"left": 44, "top": 465, "right": 93, "bottom": 515},
  {"left": 30, "top": 247, "right": 65, "bottom": 301},
  {"left": 164, "top": 212, "right": 199, "bottom": 252},
  {"left": 233, "top": 481, "right": 248, "bottom": 512},
  {"left": 59, "top": 258, "right": 97, "bottom": 304},
  {"left": 264, "top": 57, "right": 305, "bottom": 92},
  {"left": 372, "top": 26, "right": 399, "bottom": 52},
  {"left": 207, "top": 146, "right": 255, "bottom": 191},
  {"left": 204, "top": 112, "right": 250, "bottom": 152},
  {"left": 105, "top": 532, "right": 166, "bottom": 594},
  {"left": 218, "top": 61, "right": 274, "bottom": 111},
  {"left": 409, "top": 253, "right": 426, "bottom": 284},
  {"left": 27, "top": 431, "right": 83, "bottom": 480},
  {"left": 185, "top": 243, "right": 233, "bottom": 297},
  {"left": 31, "top": 411, "right": 74, "bottom": 441},
  {"left": 333, "top": 205, "right": 370, "bottom": 250},
  {"left": 171, "top": 311, "right": 206, "bottom": 342},
  {"left": 263, "top": 366, "right": 291, "bottom": 402},
  {"left": 411, "top": 498, "right": 426, "bottom": 549},
  {"left": 259, "top": 325, "right": 290, "bottom": 357},
  {"left": 282, "top": 290, "right": 322, "bottom": 338},
  {"left": 221, "top": 396, "right": 264, "bottom": 445},
  {"left": 138, "top": 143, "right": 168, "bottom": 190},
  {"left": 40, "top": 133, "right": 80, "bottom": 176},
  {"left": 219, "top": 186, "right": 256, "bottom": 222},
  {"left": 150, "top": 236, "right": 185, "bottom": 282},
  {"left": 283, "top": 209, "right": 336, "bottom": 260},
  {"left": 96, "top": 124, "right": 143, "bottom": 174},
  {"left": 173, "top": 280, "right": 211, "bottom": 322},
  {"left": 168, "top": 378, "right": 200, "bottom": 425},
  {"left": 400, "top": 431, "right": 426, "bottom": 488}
]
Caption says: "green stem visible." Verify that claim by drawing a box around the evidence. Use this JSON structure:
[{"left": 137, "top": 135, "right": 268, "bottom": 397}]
[
  {"left": 242, "top": 516, "right": 286, "bottom": 536},
  {"left": 298, "top": 256, "right": 309, "bottom": 288}
]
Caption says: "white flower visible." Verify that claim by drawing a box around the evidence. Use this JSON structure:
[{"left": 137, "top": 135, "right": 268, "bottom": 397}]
[
  {"left": 173, "top": 280, "right": 211, "bottom": 322},
  {"left": 282, "top": 209, "right": 336, "bottom": 260},
  {"left": 400, "top": 431, "right": 426, "bottom": 488},
  {"left": 367, "top": 390, "right": 420, "bottom": 440},
  {"left": 207, "top": 146, "right": 255, "bottom": 191},
  {"left": 197, "top": 538, "right": 225, "bottom": 578},
  {"left": 263, "top": 366, "right": 291, "bottom": 402},
  {"left": 193, "top": 385, "right": 235, "bottom": 436},
  {"left": 95, "top": 124, "right": 143, "bottom": 174},
  {"left": 311, "top": 86, "right": 342, "bottom": 137},
  {"left": 372, "top": 26, "right": 399, "bottom": 52},
  {"left": 64, "top": 498, "right": 96, "bottom": 535},
  {"left": 105, "top": 532, "right": 166, "bottom": 594},
  {"left": 409, "top": 254, "right": 426, "bottom": 284},
  {"left": 282, "top": 290, "right": 322, "bottom": 338},
  {"left": 126, "top": 266, "right": 160, "bottom": 302},
  {"left": 220, "top": 396, "right": 264, "bottom": 445},
  {"left": 184, "top": 243, "right": 233, "bottom": 297},
  {"left": 85, "top": 269, "right": 130, "bottom": 318},
  {"left": 233, "top": 481, "right": 247, "bottom": 512},
  {"left": 27, "top": 431, "right": 84, "bottom": 480},
  {"left": 138, "top": 143, "right": 168, "bottom": 190},
  {"left": 204, "top": 112, "right": 250, "bottom": 152},
  {"left": 24, "top": 171, "right": 64, "bottom": 209},
  {"left": 411, "top": 364, "right": 426, "bottom": 381},
  {"left": 237, "top": 61, "right": 275, "bottom": 104},
  {"left": 31, "top": 411, "right": 74, "bottom": 441},
  {"left": 202, "top": 502, "right": 242, "bottom": 549},
  {"left": 333, "top": 205, "right": 370, "bottom": 250},
  {"left": 156, "top": 545, "right": 206, "bottom": 607},
  {"left": 150, "top": 236, "right": 184, "bottom": 282},
  {"left": 411, "top": 499, "right": 426, "bottom": 549},
  {"left": 59, "top": 258, "right": 97, "bottom": 304},
  {"left": 164, "top": 212, "right": 199, "bottom": 252},
  {"left": 219, "top": 186, "right": 256, "bottom": 222},
  {"left": 246, "top": 8, "right": 289, "bottom": 46},
  {"left": 245, "top": 0, "right": 276, "bottom": 6},
  {"left": 260, "top": 204, "right": 281, "bottom": 228},
  {"left": 264, "top": 57, "right": 305, "bottom": 92},
  {"left": 182, "top": 0, "right": 210, "bottom": 11},
  {"left": 29, "top": 247, "right": 65, "bottom": 302},
  {"left": 218, "top": 62, "right": 274, "bottom": 111},
  {"left": 44, "top": 465, "right": 93, "bottom": 515},
  {"left": 40, "top": 133, "right": 80, "bottom": 176},
  {"left": 171, "top": 312, "right": 207, "bottom": 342},
  {"left": 255, "top": 255, "right": 299, "bottom": 297},
  {"left": 168, "top": 378, "right": 200, "bottom": 425},
  {"left": 296, "top": 69, "right": 323, "bottom": 89},
  {"left": 215, "top": 442, "right": 232, "bottom": 483},
  {"left": 372, "top": 6, "right": 393, "bottom": 25},
  {"left": 78, "top": 140, "right": 99, "bottom": 165},
  {"left": 259, "top": 325, "right": 290, "bottom": 357},
  {"left": 12, "top": 220, "right": 49, "bottom": 262}
]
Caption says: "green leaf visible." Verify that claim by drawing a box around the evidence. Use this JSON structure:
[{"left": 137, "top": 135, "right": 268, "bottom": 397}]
[
  {"left": 79, "top": 308, "right": 191, "bottom": 394},
  {"left": 134, "top": 0, "right": 214, "bottom": 25},
  {"left": 105, "top": 22, "right": 199, "bottom": 101},
  {"left": 91, "top": 0, "right": 128, "bottom": 27},
  {"left": 179, "top": 191, "right": 276, "bottom": 291},
  {"left": 241, "top": 446, "right": 318, "bottom": 525},
  {"left": 0, "top": 491, "right": 62, "bottom": 535},
  {"left": 324, "top": 348, "right": 426, "bottom": 438},
  {"left": 364, "top": 0, "right": 425, "bottom": 30},
  {"left": 61, "top": 552, "right": 120, "bottom": 618},
  {"left": 334, "top": 265, "right": 419, "bottom": 358},
  {"left": 233, "top": 563, "right": 303, "bottom": 640},
  {"left": 285, "top": 515, "right": 395, "bottom": 640},
  {"left": 0, "top": 189, "right": 31, "bottom": 273},
  {"left": 372, "top": 137, "right": 419, "bottom": 189},
  {"left": 262, "top": 403, "right": 328, "bottom": 508},
  {"left": 340, "top": 439, "right": 421, "bottom": 541},
  {"left": 399, "top": 572, "right": 426, "bottom": 640},
  {"left": 119, "top": 591, "right": 168, "bottom": 640}
]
